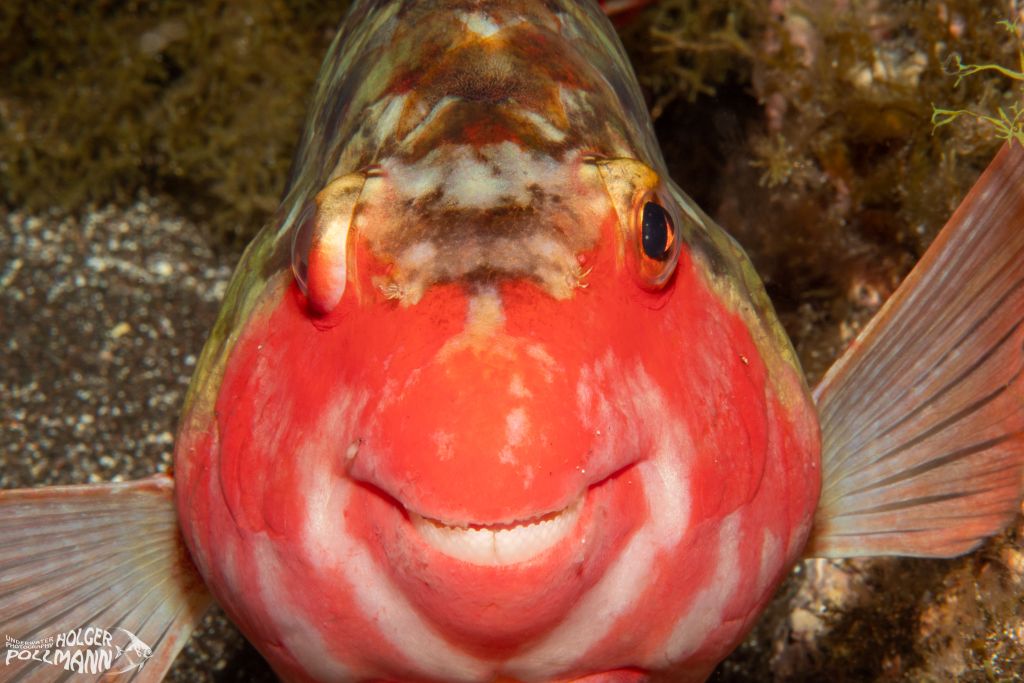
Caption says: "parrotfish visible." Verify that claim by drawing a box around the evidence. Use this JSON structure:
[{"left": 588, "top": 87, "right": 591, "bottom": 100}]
[{"left": 3, "top": 1, "right": 1024, "bottom": 682}]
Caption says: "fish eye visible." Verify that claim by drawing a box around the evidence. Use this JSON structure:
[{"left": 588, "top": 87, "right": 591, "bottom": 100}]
[
  {"left": 633, "top": 193, "right": 679, "bottom": 288},
  {"left": 641, "top": 201, "right": 674, "bottom": 261}
]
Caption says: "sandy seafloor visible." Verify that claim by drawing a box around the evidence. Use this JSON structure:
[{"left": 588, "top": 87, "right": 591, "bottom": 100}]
[{"left": 0, "top": 198, "right": 277, "bottom": 681}]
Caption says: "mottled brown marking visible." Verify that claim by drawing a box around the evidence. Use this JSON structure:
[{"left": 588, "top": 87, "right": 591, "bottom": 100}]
[{"left": 381, "top": 15, "right": 618, "bottom": 160}]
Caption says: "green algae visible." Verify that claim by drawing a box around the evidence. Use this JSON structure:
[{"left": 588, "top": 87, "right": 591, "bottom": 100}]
[
  {"left": 617, "top": 0, "right": 760, "bottom": 117},
  {"left": 932, "top": 19, "right": 1024, "bottom": 147}
]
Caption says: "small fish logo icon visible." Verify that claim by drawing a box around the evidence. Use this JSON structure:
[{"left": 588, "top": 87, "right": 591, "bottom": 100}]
[{"left": 108, "top": 628, "right": 152, "bottom": 675}]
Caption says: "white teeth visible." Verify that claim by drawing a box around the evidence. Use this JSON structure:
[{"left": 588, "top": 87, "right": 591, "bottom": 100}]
[{"left": 411, "top": 498, "right": 583, "bottom": 566}]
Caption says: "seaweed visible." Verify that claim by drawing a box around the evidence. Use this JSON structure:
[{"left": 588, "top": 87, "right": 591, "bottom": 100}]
[
  {"left": 618, "top": 0, "right": 762, "bottom": 117},
  {"left": 932, "top": 19, "right": 1024, "bottom": 146},
  {"left": 0, "top": 1, "right": 350, "bottom": 245}
]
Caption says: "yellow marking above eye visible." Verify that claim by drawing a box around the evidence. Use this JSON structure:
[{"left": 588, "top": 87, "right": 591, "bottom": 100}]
[{"left": 592, "top": 157, "right": 680, "bottom": 289}]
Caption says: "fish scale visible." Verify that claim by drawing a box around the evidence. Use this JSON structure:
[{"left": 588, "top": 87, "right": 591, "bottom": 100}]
[{"left": 2, "top": 1, "right": 1023, "bottom": 681}]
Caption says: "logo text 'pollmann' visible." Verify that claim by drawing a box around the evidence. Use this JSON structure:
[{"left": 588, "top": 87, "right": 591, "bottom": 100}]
[{"left": 3, "top": 626, "right": 153, "bottom": 676}]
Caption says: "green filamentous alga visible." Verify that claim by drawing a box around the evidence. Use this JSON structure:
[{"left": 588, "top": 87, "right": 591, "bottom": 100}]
[{"left": 932, "top": 19, "right": 1024, "bottom": 146}]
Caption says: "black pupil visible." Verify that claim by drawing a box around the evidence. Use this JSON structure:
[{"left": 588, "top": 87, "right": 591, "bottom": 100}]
[{"left": 641, "top": 202, "right": 672, "bottom": 261}]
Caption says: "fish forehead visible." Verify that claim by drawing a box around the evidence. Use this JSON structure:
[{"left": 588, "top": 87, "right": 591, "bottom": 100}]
[
  {"left": 275, "top": 0, "right": 662, "bottom": 241},
  {"left": 318, "top": 0, "right": 656, "bottom": 161}
]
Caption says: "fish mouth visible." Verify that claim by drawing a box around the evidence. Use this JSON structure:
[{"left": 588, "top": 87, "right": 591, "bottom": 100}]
[{"left": 409, "top": 496, "right": 585, "bottom": 566}]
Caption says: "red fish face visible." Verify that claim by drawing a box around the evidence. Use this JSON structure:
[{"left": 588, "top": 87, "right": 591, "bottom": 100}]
[
  {"left": 170, "top": 2, "right": 823, "bottom": 680},
  {"left": 174, "top": 152, "right": 821, "bottom": 681}
]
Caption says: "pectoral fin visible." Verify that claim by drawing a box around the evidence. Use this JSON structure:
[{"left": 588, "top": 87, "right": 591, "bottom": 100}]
[
  {"left": 0, "top": 476, "right": 211, "bottom": 681},
  {"left": 807, "top": 143, "right": 1024, "bottom": 558}
]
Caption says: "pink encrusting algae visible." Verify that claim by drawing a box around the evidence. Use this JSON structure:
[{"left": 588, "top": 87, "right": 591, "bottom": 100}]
[{"left": 2, "top": 1, "right": 1024, "bottom": 682}]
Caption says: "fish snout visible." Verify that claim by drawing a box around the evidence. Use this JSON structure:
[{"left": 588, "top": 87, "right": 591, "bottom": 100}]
[{"left": 349, "top": 337, "right": 596, "bottom": 528}]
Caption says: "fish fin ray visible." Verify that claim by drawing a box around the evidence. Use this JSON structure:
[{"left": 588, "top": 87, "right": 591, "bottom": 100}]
[
  {"left": 807, "top": 143, "right": 1024, "bottom": 558},
  {"left": 0, "top": 476, "right": 212, "bottom": 681}
]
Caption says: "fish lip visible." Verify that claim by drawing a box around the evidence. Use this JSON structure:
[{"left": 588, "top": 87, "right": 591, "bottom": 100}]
[
  {"left": 400, "top": 459, "right": 642, "bottom": 567},
  {"left": 406, "top": 494, "right": 587, "bottom": 566},
  {"left": 398, "top": 456, "right": 640, "bottom": 531},
  {"left": 408, "top": 495, "right": 584, "bottom": 532}
]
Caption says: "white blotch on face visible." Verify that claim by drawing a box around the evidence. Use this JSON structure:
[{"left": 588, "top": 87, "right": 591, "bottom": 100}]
[
  {"left": 558, "top": 85, "right": 590, "bottom": 121},
  {"left": 318, "top": 389, "right": 370, "bottom": 443},
  {"left": 525, "top": 344, "right": 557, "bottom": 384},
  {"left": 510, "top": 374, "right": 532, "bottom": 399},
  {"left": 499, "top": 407, "right": 529, "bottom": 465},
  {"left": 384, "top": 143, "right": 564, "bottom": 211},
  {"left": 521, "top": 110, "right": 567, "bottom": 143},
  {"left": 526, "top": 232, "right": 564, "bottom": 261},
  {"left": 641, "top": 434, "right": 690, "bottom": 548},
  {"left": 400, "top": 240, "right": 438, "bottom": 270},
  {"left": 433, "top": 430, "right": 455, "bottom": 461},
  {"left": 576, "top": 351, "right": 613, "bottom": 423},
  {"left": 445, "top": 154, "right": 505, "bottom": 209},
  {"left": 661, "top": 511, "right": 744, "bottom": 662},
  {"left": 458, "top": 11, "right": 501, "bottom": 38},
  {"left": 575, "top": 373, "right": 593, "bottom": 420},
  {"left": 384, "top": 149, "right": 444, "bottom": 200},
  {"left": 435, "top": 288, "right": 507, "bottom": 361},
  {"left": 525, "top": 231, "right": 578, "bottom": 299},
  {"left": 465, "top": 287, "right": 505, "bottom": 336},
  {"left": 506, "top": 408, "right": 528, "bottom": 447},
  {"left": 574, "top": 351, "right": 624, "bottom": 478},
  {"left": 376, "top": 377, "right": 400, "bottom": 413}
]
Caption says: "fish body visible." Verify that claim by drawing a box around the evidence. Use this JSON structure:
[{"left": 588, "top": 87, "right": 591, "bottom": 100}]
[
  {"left": 2, "top": 1, "right": 1023, "bottom": 682},
  {"left": 175, "top": 2, "right": 818, "bottom": 680}
]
